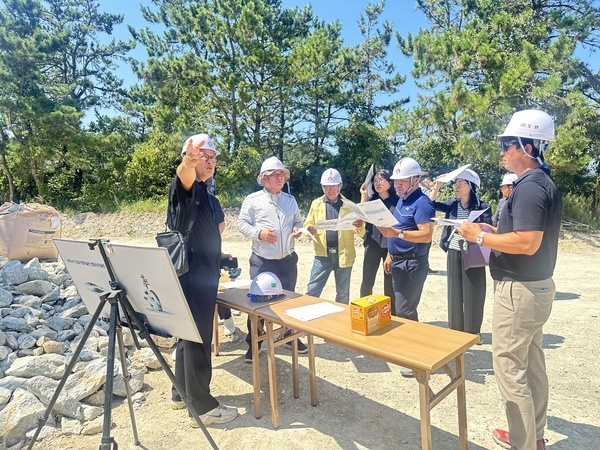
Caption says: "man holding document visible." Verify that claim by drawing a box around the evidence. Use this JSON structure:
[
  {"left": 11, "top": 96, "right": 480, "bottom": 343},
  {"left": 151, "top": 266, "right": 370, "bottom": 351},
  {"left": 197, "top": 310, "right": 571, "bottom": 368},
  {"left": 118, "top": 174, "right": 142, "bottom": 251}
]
[
  {"left": 304, "top": 168, "right": 365, "bottom": 304},
  {"left": 377, "top": 157, "right": 435, "bottom": 336}
]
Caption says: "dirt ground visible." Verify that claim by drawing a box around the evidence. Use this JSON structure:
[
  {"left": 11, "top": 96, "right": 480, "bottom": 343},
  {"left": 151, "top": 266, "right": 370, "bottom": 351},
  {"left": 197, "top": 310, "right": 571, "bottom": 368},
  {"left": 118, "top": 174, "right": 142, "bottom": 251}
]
[{"left": 33, "top": 212, "right": 600, "bottom": 450}]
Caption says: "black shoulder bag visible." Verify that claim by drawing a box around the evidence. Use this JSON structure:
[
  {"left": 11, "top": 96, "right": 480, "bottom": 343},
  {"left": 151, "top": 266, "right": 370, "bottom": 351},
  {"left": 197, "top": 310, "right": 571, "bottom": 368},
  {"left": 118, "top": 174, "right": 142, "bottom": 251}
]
[{"left": 156, "top": 198, "right": 199, "bottom": 277}]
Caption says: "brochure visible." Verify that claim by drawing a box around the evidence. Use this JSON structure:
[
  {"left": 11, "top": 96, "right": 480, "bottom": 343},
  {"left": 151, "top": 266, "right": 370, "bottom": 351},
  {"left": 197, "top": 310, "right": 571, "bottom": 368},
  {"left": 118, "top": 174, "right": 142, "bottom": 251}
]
[{"left": 342, "top": 198, "right": 398, "bottom": 227}]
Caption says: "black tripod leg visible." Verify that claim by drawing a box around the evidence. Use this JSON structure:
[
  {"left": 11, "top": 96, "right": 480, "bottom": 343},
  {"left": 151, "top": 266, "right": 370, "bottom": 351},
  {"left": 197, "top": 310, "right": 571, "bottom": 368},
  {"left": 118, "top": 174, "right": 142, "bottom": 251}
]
[
  {"left": 26, "top": 294, "right": 109, "bottom": 450},
  {"left": 99, "top": 299, "right": 119, "bottom": 450},
  {"left": 115, "top": 322, "right": 139, "bottom": 445}
]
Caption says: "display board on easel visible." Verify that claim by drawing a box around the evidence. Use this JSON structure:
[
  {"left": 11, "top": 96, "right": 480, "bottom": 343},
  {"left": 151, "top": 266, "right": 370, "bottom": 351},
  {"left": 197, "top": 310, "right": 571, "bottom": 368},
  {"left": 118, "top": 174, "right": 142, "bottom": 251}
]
[{"left": 54, "top": 238, "right": 202, "bottom": 343}]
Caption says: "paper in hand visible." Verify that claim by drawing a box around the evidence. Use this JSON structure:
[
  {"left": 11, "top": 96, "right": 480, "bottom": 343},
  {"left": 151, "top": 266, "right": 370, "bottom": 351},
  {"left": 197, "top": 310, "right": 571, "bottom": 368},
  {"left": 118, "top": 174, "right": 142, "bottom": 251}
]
[
  {"left": 436, "top": 164, "right": 471, "bottom": 183},
  {"left": 297, "top": 227, "right": 318, "bottom": 242},
  {"left": 364, "top": 164, "right": 375, "bottom": 199}
]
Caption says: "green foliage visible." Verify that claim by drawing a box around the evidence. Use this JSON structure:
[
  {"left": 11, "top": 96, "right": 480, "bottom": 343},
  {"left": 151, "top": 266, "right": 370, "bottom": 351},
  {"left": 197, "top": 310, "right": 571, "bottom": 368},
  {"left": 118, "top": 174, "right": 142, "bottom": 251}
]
[
  {"left": 124, "top": 135, "right": 179, "bottom": 202},
  {"left": 121, "top": 197, "right": 169, "bottom": 213},
  {"left": 1, "top": 0, "right": 599, "bottom": 219},
  {"left": 332, "top": 120, "right": 395, "bottom": 202},
  {"left": 0, "top": 0, "right": 134, "bottom": 208},
  {"left": 562, "top": 193, "right": 600, "bottom": 230},
  {"left": 397, "top": 0, "right": 600, "bottom": 187}
]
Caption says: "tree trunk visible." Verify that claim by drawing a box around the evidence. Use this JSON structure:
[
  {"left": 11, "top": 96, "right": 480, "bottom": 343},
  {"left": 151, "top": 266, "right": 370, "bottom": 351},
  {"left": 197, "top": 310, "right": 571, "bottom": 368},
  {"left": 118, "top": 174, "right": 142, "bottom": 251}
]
[{"left": 0, "top": 150, "right": 15, "bottom": 202}]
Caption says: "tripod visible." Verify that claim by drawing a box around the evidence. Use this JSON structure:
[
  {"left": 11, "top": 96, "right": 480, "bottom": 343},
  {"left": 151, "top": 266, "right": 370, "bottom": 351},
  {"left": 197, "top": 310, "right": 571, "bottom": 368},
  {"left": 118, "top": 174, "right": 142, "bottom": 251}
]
[{"left": 27, "top": 240, "right": 218, "bottom": 450}]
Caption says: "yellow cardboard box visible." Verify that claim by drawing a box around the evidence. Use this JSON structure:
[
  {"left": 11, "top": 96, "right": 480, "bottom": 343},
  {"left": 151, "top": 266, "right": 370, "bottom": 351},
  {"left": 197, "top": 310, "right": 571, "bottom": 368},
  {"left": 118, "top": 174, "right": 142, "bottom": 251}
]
[{"left": 350, "top": 295, "right": 392, "bottom": 335}]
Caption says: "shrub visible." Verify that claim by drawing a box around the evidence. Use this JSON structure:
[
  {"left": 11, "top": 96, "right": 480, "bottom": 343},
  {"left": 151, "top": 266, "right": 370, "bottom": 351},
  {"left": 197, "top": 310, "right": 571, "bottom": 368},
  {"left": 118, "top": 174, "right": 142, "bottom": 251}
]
[{"left": 561, "top": 193, "right": 599, "bottom": 230}]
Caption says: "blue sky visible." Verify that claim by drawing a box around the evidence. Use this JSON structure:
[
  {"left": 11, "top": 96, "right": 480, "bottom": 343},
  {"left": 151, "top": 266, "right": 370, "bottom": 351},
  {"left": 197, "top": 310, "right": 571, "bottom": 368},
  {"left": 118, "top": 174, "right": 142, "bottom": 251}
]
[
  {"left": 100, "top": 0, "right": 428, "bottom": 105},
  {"left": 98, "top": 1, "right": 598, "bottom": 111}
]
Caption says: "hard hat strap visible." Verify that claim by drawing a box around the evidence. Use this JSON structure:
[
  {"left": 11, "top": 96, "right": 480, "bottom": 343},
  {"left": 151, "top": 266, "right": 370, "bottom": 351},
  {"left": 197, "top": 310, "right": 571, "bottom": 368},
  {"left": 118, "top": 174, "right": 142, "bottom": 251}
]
[
  {"left": 518, "top": 137, "right": 548, "bottom": 169},
  {"left": 402, "top": 175, "right": 421, "bottom": 197}
]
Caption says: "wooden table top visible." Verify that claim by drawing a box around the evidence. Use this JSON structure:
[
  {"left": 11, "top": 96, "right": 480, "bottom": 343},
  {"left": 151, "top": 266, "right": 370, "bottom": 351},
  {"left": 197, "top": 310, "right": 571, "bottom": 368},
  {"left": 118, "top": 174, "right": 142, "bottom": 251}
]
[{"left": 218, "top": 288, "right": 478, "bottom": 373}]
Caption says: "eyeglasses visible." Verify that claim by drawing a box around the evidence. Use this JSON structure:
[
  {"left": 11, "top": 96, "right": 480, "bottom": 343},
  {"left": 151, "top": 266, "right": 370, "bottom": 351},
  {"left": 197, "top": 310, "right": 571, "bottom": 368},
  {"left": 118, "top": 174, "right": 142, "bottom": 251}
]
[
  {"left": 500, "top": 140, "right": 519, "bottom": 153},
  {"left": 453, "top": 180, "right": 468, "bottom": 187},
  {"left": 199, "top": 154, "right": 218, "bottom": 162},
  {"left": 373, "top": 178, "right": 389, "bottom": 185}
]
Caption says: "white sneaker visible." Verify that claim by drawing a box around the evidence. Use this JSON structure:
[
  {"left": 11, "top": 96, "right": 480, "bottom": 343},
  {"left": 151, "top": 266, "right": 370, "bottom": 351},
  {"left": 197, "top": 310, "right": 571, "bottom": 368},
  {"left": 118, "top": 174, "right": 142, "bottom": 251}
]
[
  {"left": 193, "top": 404, "right": 238, "bottom": 426},
  {"left": 223, "top": 317, "right": 236, "bottom": 336},
  {"left": 231, "top": 309, "right": 241, "bottom": 316}
]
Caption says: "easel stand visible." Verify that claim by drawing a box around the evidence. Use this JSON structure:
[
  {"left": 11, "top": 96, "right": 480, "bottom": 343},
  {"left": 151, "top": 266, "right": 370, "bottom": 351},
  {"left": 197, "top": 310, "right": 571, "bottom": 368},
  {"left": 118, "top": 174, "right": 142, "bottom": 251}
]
[{"left": 27, "top": 240, "right": 218, "bottom": 450}]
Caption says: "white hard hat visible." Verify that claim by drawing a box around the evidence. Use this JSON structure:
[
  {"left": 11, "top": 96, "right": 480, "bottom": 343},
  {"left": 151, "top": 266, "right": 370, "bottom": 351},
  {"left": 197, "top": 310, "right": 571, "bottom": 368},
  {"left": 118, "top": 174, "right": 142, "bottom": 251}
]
[
  {"left": 500, "top": 173, "right": 518, "bottom": 186},
  {"left": 497, "top": 109, "right": 555, "bottom": 142},
  {"left": 320, "top": 168, "right": 342, "bottom": 185},
  {"left": 181, "top": 133, "right": 220, "bottom": 157},
  {"left": 257, "top": 156, "right": 290, "bottom": 185},
  {"left": 247, "top": 272, "right": 284, "bottom": 302},
  {"left": 390, "top": 157, "right": 422, "bottom": 179},
  {"left": 455, "top": 168, "right": 480, "bottom": 188}
]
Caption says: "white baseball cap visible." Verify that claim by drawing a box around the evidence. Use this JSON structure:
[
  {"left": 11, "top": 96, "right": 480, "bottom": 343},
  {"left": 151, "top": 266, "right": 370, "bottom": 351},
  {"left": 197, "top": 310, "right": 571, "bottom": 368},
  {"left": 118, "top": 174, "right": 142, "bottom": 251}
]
[
  {"left": 181, "top": 133, "right": 220, "bottom": 157},
  {"left": 320, "top": 168, "right": 342, "bottom": 185}
]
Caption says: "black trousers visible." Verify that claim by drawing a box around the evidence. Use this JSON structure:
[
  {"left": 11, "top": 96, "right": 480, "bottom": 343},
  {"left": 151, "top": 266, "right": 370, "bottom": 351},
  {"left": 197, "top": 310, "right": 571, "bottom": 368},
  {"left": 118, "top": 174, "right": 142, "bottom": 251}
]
[
  {"left": 359, "top": 244, "right": 395, "bottom": 314},
  {"left": 171, "top": 267, "right": 220, "bottom": 415},
  {"left": 245, "top": 252, "right": 298, "bottom": 346},
  {"left": 390, "top": 255, "right": 429, "bottom": 321},
  {"left": 217, "top": 304, "right": 231, "bottom": 320},
  {"left": 446, "top": 249, "right": 486, "bottom": 334}
]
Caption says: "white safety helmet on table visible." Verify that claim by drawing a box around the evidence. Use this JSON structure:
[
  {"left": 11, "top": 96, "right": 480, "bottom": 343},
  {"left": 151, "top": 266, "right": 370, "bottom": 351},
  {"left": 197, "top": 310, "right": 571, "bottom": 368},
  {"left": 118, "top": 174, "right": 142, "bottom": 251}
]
[{"left": 247, "top": 272, "right": 285, "bottom": 302}]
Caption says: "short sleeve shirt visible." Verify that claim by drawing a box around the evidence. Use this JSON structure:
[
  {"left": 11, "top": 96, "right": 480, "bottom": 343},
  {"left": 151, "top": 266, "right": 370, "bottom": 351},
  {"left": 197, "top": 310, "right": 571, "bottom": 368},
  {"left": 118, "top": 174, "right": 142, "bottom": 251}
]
[
  {"left": 489, "top": 169, "right": 562, "bottom": 281},
  {"left": 387, "top": 189, "right": 435, "bottom": 256},
  {"left": 169, "top": 176, "right": 222, "bottom": 272}
]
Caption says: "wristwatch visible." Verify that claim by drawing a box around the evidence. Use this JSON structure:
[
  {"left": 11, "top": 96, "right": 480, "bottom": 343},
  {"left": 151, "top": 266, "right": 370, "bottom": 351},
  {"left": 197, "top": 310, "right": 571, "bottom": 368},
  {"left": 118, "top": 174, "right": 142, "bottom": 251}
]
[
  {"left": 397, "top": 230, "right": 404, "bottom": 239},
  {"left": 476, "top": 231, "right": 486, "bottom": 246}
]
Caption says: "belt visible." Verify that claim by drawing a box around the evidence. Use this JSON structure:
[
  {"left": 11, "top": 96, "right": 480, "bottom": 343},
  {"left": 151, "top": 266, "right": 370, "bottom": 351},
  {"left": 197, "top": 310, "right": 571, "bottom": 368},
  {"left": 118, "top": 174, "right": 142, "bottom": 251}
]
[
  {"left": 327, "top": 248, "right": 337, "bottom": 254},
  {"left": 390, "top": 252, "right": 418, "bottom": 261}
]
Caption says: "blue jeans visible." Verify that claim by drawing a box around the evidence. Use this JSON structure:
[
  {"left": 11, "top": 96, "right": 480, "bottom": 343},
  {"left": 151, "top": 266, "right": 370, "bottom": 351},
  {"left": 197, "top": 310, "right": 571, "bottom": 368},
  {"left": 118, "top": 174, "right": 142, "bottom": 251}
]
[{"left": 306, "top": 254, "right": 352, "bottom": 304}]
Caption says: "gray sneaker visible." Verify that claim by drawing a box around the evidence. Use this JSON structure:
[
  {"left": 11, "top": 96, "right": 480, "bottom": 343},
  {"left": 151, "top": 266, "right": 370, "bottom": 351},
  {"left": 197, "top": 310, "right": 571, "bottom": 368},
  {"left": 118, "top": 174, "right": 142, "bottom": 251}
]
[{"left": 191, "top": 405, "right": 238, "bottom": 427}]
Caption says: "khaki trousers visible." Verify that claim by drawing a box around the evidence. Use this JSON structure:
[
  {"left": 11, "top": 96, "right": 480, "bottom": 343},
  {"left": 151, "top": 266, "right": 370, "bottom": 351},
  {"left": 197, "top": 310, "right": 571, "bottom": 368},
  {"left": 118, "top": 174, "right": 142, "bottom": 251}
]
[{"left": 492, "top": 278, "right": 555, "bottom": 450}]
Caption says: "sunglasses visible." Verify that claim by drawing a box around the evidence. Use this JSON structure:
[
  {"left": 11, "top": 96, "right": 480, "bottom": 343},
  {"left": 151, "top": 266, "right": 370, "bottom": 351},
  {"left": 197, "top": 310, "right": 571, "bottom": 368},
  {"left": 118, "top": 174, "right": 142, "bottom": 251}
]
[{"left": 500, "top": 140, "right": 519, "bottom": 153}]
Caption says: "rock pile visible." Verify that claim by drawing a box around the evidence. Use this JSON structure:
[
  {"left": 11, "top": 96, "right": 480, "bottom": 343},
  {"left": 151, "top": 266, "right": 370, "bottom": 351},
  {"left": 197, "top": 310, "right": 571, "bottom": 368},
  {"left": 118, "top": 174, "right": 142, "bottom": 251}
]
[{"left": 0, "top": 256, "right": 176, "bottom": 449}]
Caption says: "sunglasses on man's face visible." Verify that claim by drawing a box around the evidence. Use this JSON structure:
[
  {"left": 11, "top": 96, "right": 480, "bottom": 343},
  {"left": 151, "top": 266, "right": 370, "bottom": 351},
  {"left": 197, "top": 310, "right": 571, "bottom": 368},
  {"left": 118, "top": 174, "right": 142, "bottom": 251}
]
[{"left": 500, "top": 140, "right": 519, "bottom": 153}]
